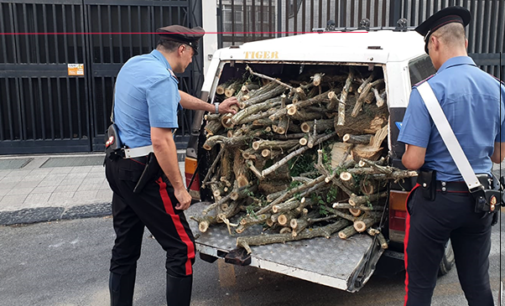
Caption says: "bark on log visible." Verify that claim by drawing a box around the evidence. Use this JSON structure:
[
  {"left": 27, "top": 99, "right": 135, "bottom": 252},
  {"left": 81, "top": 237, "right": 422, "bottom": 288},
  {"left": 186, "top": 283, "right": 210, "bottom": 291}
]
[
  {"left": 357, "top": 71, "right": 375, "bottom": 94},
  {"left": 204, "top": 120, "right": 223, "bottom": 136},
  {"left": 364, "top": 91, "right": 375, "bottom": 104},
  {"left": 239, "top": 85, "right": 285, "bottom": 109},
  {"left": 261, "top": 132, "right": 337, "bottom": 179},
  {"left": 286, "top": 91, "right": 330, "bottom": 115},
  {"left": 327, "top": 91, "right": 340, "bottom": 111},
  {"left": 333, "top": 96, "right": 388, "bottom": 137},
  {"left": 236, "top": 219, "right": 350, "bottom": 254},
  {"left": 377, "top": 232, "right": 388, "bottom": 249},
  {"left": 343, "top": 134, "right": 372, "bottom": 145},
  {"left": 203, "top": 135, "right": 251, "bottom": 151},
  {"left": 233, "top": 150, "right": 250, "bottom": 188},
  {"left": 337, "top": 69, "right": 355, "bottom": 126},
  {"left": 300, "top": 119, "right": 334, "bottom": 134},
  {"left": 258, "top": 181, "right": 289, "bottom": 194},
  {"left": 234, "top": 97, "right": 282, "bottom": 126},
  {"left": 351, "top": 79, "right": 384, "bottom": 117},
  {"left": 201, "top": 147, "right": 225, "bottom": 187},
  {"left": 332, "top": 203, "right": 385, "bottom": 211},
  {"left": 246, "top": 65, "right": 293, "bottom": 90},
  {"left": 349, "top": 192, "right": 388, "bottom": 207},
  {"left": 272, "top": 199, "right": 301, "bottom": 214},
  {"left": 240, "top": 108, "right": 277, "bottom": 124},
  {"left": 225, "top": 80, "right": 242, "bottom": 98},
  {"left": 290, "top": 111, "right": 326, "bottom": 122},
  {"left": 252, "top": 139, "right": 299, "bottom": 151},
  {"left": 236, "top": 213, "right": 271, "bottom": 234}
]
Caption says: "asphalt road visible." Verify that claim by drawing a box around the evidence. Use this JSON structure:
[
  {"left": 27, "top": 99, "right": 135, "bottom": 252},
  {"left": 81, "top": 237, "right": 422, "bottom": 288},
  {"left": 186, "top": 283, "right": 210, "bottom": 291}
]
[{"left": 0, "top": 216, "right": 504, "bottom": 306}]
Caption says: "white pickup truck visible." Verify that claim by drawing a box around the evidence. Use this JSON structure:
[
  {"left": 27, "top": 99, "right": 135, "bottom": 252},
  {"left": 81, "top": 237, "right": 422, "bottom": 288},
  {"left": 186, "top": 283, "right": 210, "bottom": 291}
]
[{"left": 183, "top": 28, "right": 455, "bottom": 292}]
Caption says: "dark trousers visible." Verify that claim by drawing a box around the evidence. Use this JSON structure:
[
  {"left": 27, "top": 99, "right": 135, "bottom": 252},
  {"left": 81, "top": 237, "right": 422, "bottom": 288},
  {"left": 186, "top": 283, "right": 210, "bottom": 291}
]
[
  {"left": 105, "top": 157, "right": 195, "bottom": 278},
  {"left": 404, "top": 186, "right": 494, "bottom": 306}
]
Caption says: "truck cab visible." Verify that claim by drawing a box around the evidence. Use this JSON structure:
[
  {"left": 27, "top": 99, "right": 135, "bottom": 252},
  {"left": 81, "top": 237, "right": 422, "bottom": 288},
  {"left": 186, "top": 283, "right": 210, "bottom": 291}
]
[{"left": 184, "top": 29, "right": 454, "bottom": 291}]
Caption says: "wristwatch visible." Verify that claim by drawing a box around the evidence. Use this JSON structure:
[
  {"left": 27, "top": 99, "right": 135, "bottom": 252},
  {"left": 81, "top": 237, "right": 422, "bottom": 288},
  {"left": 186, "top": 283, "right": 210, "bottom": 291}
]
[{"left": 214, "top": 102, "right": 220, "bottom": 114}]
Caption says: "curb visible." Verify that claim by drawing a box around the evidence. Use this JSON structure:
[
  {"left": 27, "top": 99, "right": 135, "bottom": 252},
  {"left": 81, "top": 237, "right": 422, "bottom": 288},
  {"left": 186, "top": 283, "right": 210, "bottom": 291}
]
[{"left": 0, "top": 203, "right": 112, "bottom": 226}]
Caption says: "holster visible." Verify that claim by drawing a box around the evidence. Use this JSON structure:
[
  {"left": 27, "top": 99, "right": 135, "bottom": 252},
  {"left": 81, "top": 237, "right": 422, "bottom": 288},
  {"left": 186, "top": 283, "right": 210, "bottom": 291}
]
[
  {"left": 105, "top": 124, "right": 123, "bottom": 160},
  {"left": 133, "top": 153, "right": 161, "bottom": 194},
  {"left": 417, "top": 170, "right": 437, "bottom": 201},
  {"left": 471, "top": 174, "right": 504, "bottom": 215}
]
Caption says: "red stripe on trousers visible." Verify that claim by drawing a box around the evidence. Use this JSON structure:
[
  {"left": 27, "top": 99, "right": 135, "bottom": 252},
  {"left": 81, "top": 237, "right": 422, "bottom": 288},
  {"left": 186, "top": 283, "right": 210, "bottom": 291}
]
[
  {"left": 157, "top": 178, "right": 195, "bottom": 275},
  {"left": 404, "top": 183, "right": 420, "bottom": 306}
]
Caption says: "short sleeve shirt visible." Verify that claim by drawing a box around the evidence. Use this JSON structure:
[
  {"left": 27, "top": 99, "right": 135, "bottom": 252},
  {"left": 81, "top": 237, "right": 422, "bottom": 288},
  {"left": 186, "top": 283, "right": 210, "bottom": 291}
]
[
  {"left": 114, "top": 50, "right": 181, "bottom": 148},
  {"left": 398, "top": 56, "right": 505, "bottom": 181}
]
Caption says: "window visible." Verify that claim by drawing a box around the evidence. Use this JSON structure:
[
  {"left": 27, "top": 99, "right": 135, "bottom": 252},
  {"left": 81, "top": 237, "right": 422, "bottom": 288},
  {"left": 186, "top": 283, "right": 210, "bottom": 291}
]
[{"left": 408, "top": 54, "right": 436, "bottom": 87}]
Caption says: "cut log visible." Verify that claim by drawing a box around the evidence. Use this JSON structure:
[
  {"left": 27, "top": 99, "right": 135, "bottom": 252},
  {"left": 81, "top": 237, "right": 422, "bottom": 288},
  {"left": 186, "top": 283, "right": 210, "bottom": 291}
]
[
  {"left": 252, "top": 139, "right": 299, "bottom": 151},
  {"left": 286, "top": 91, "right": 330, "bottom": 115},
  {"left": 349, "top": 192, "right": 388, "bottom": 207},
  {"left": 233, "top": 150, "right": 250, "bottom": 188},
  {"left": 277, "top": 210, "right": 299, "bottom": 226},
  {"left": 357, "top": 71, "right": 375, "bottom": 94},
  {"left": 330, "top": 142, "right": 354, "bottom": 169},
  {"left": 201, "top": 147, "right": 225, "bottom": 187},
  {"left": 225, "top": 80, "right": 242, "bottom": 98},
  {"left": 295, "top": 87, "right": 307, "bottom": 100},
  {"left": 204, "top": 120, "right": 223, "bottom": 136},
  {"left": 334, "top": 95, "right": 388, "bottom": 137},
  {"left": 236, "top": 219, "right": 350, "bottom": 254},
  {"left": 332, "top": 202, "right": 385, "bottom": 211},
  {"left": 349, "top": 208, "right": 362, "bottom": 217},
  {"left": 351, "top": 79, "right": 384, "bottom": 117},
  {"left": 377, "top": 232, "right": 388, "bottom": 249},
  {"left": 239, "top": 85, "right": 286, "bottom": 109},
  {"left": 374, "top": 88, "right": 385, "bottom": 108},
  {"left": 337, "top": 69, "right": 355, "bottom": 126},
  {"left": 342, "top": 134, "right": 372, "bottom": 145},
  {"left": 241, "top": 83, "right": 260, "bottom": 92},
  {"left": 203, "top": 135, "right": 250, "bottom": 150},
  {"left": 312, "top": 73, "right": 324, "bottom": 86},
  {"left": 338, "top": 225, "right": 358, "bottom": 239},
  {"left": 300, "top": 118, "right": 334, "bottom": 134},
  {"left": 290, "top": 110, "right": 326, "bottom": 122},
  {"left": 272, "top": 199, "right": 301, "bottom": 214},
  {"left": 233, "top": 97, "right": 282, "bottom": 126},
  {"left": 261, "top": 132, "right": 337, "bottom": 179},
  {"left": 216, "top": 79, "right": 234, "bottom": 95},
  {"left": 236, "top": 213, "right": 271, "bottom": 234},
  {"left": 353, "top": 213, "right": 382, "bottom": 233},
  {"left": 339, "top": 172, "right": 358, "bottom": 193},
  {"left": 364, "top": 91, "right": 375, "bottom": 104},
  {"left": 327, "top": 91, "right": 339, "bottom": 111},
  {"left": 276, "top": 116, "right": 290, "bottom": 135},
  {"left": 240, "top": 108, "right": 277, "bottom": 124}
]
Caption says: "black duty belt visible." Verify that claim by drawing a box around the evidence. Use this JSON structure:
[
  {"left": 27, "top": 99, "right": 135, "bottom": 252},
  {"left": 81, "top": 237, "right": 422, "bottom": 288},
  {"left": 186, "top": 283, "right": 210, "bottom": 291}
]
[{"left": 436, "top": 177, "right": 491, "bottom": 193}]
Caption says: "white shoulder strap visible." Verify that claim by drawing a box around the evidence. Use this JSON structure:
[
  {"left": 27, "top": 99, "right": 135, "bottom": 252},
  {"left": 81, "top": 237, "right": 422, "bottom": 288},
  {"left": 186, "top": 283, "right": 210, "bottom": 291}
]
[{"left": 416, "top": 82, "right": 482, "bottom": 190}]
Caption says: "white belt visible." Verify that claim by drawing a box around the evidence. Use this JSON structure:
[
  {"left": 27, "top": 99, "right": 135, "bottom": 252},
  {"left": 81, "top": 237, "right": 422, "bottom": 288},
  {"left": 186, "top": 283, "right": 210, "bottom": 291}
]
[{"left": 123, "top": 145, "right": 154, "bottom": 159}]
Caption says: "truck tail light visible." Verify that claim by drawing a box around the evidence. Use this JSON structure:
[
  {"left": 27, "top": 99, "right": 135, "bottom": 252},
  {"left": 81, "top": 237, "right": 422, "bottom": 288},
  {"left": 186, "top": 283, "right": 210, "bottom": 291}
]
[
  {"left": 185, "top": 157, "right": 200, "bottom": 200},
  {"left": 388, "top": 190, "right": 409, "bottom": 242}
]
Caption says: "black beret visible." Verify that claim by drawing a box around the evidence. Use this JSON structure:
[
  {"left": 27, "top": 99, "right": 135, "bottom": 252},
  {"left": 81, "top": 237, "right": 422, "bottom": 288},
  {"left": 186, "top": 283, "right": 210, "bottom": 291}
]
[
  {"left": 157, "top": 25, "right": 205, "bottom": 55},
  {"left": 415, "top": 6, "right": 471, "bottom": 54}
]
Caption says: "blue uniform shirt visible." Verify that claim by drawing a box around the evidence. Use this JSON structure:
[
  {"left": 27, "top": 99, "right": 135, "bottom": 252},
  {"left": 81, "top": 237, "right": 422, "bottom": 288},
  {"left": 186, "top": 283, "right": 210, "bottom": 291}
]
[
  {"left": 398, "top": 56, "right": 505, "bottom": 181},
  {"left": 114, "top": 50, "right": 181, "bottom": 148}
]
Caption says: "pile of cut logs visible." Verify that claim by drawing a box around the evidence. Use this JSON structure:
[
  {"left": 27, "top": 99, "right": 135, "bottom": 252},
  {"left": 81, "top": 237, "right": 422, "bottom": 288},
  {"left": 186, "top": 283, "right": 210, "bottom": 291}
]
[{"left": 191, "top": 65, "right": 417, "bottom": 254}]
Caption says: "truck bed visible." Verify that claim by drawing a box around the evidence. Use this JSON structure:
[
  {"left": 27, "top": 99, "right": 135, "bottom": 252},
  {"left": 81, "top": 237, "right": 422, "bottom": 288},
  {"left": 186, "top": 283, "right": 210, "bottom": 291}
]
[{"left": 186, "top": 202, "right": 384, "bottom": 292}]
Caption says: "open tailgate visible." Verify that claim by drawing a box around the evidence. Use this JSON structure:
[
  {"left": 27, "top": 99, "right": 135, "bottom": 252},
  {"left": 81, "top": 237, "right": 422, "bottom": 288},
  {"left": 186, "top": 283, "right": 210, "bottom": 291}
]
[{"left": 186, "top": 202, "right": 384, "bottom": 292}]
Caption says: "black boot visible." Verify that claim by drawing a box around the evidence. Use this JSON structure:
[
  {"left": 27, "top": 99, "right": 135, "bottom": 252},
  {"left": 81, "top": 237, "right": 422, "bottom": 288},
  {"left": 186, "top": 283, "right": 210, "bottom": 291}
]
[
  {"left": 109, "top": 271, "right": 136, "bottom": 306},
  {"left": 166, "top": 274, "right": 193, "bottom": 306}
]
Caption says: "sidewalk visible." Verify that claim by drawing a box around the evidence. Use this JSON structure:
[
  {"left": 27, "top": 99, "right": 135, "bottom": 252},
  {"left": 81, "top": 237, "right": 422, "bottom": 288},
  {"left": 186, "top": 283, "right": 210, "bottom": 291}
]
[{"left": 0, "top": 152, "right": 186, "bottom": 226}]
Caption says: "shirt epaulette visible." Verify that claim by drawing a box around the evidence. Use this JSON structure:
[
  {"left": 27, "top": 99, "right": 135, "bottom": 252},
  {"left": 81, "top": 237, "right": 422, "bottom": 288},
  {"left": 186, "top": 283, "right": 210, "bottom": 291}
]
[
  {"left": 168, "top": 69, "right": 178, "bottom": 81},
  {"left": 414, "top": 74, "right": 435, "bottom": 88}
]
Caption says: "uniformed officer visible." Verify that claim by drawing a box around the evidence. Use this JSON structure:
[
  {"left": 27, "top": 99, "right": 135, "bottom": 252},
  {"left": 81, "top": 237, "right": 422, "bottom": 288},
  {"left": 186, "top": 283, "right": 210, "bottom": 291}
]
[
  {"left": 398, "top": 6, "right": 505, "bottom": 306},
  {"left": 105, "top": 25, "right": 238, "bottom": 306}
]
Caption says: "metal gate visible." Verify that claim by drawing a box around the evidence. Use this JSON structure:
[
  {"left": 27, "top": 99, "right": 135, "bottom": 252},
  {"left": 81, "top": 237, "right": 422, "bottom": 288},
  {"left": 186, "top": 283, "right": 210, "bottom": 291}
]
[
  {"left": 217, "top": 0, "right": 504, "bottom": 78},
  {"left": 0, "top": 0, "right": 203, "bottom": 154}
]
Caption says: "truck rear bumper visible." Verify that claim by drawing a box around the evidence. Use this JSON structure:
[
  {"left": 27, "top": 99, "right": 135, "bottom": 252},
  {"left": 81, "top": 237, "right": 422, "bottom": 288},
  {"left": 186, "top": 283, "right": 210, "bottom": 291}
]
[{"left": 186, "top": 202, "right": 384, "bottom": 292}]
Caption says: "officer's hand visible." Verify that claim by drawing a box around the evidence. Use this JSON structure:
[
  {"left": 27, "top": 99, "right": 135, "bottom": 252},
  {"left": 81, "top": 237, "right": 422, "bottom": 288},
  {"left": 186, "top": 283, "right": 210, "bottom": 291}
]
[
  {"left": 219, "top": 97, "right": 239, "bottom": 114},
  {"left": 174, "top": 188, "right": 192, "bottom": 210}
]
